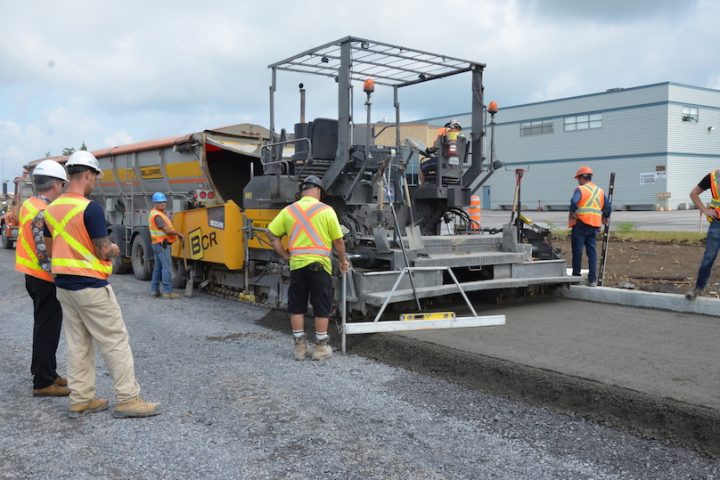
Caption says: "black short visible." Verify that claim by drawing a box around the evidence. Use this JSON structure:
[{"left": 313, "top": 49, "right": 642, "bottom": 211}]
[{"left": 287, "top": 263, "right": 333, "bottom": 317}]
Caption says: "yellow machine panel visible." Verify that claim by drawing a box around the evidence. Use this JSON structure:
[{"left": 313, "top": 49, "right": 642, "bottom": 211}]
[
  {"left": 245, "top": 208, "right": 284, "bottom": 250},
  {"left": 172, "top": 200, "right": 245, "bottom": 270}
]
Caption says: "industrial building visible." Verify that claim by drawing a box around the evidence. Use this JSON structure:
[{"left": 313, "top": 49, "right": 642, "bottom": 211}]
[{"left": 420, "top": 82, "right": 720, "bottom": 210}]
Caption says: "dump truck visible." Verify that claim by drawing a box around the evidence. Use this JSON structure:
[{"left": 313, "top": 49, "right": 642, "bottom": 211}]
[
  {"left": 25, "top": 37, "right": 577, "bottom": 323},
  {"left": 1, "top": 174, "right": 34, "bottom": 249}
]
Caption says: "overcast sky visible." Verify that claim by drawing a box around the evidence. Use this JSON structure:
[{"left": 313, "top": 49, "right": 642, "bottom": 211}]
[{"left": 1, "top": 0, "right": 718, "bottom": 180}]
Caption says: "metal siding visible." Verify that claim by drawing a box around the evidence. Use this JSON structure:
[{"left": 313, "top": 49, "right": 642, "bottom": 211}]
[
  {"left": 425, "top": 83, "right": 720, "bottom": 209},
  {"left": 482, "top": 156, "right": 667, "bottom": 211},
  {"left": 494, "top": 105, "right": 667, "bottom": 163},
  {"left": 667, "top": 103, "right": 720, "bottom": 153},
  {"left": 667, "top": 156, "right": 718, "bottom": 209}
]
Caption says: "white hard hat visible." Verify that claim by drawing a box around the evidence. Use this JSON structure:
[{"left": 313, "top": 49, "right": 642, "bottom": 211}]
[
  {"left": 66, "top": 150, "right": 103, "bottom": 178},
  {"left": 33, "top": 160, "right": 68, "bottom": 182}
]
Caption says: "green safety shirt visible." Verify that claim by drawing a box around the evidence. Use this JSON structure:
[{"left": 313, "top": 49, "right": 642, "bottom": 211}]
[{"left": 268, "top": 196, "right": 343, "bottom": 275}]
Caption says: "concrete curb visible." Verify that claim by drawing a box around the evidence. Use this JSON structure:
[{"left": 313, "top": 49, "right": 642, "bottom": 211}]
[{"left": 557, "top": 285, "right": 720, "bottom": 317}]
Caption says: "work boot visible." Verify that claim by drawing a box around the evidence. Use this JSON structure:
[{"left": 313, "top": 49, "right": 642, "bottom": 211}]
[
  {"left": 150, "top": 290, "right": 160, "bottom": 298},
  {"left": 69, "top": 398, "right": 109, "bottom": 417},
  {"left": 685, "top": 288, "right": 702, "bottom": 300},
  {"left": 294, "top": 337, "right": 309, "bottom": 361},
  {"left": 312, "top": 339, "right": 333, "bottom": 361},
  {"left": 33, "top": 384, "right": 70, "bottom": 397},
  {"left": 54, "top": 376, "right": 68, "bottom": 387},
  {"left": 112, "top": 396, "right": 161, "bottom": 419},
  {"left": 587, "top": 281, "right": 597, "bottom": 287},
  {"left": 162, "top": 292, "right": 180, "bottom": 299}
]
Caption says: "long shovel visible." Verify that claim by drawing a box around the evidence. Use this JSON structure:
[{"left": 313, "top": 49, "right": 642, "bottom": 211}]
[
  {"left": 402, "top": 176, "right": 424, "bottom": 250},
  {"left": 181, "top": 237, "right": 194, "bottom": 297}
]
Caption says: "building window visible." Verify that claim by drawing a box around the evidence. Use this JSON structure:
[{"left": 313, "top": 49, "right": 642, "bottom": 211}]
[
  {"left": 520, "top": 120, "right": 554, "bottom": 136},
  {"left": 564, "top": 113, "right": 602, "bottom": 131},
  {"left": 681, "top": 106, "right": 699, "bottom": 123}
]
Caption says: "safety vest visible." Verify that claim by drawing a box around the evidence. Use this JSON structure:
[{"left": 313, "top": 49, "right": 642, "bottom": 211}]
[
  {"left": 286, "top": 201, "right": 332, "bottom": 259},
  {"left": 708, "top": 170, "right": 720, "bottom": 222},
  {"left": 44, "top": 193, "right": 112, "bottom": 279},
  {"left": 15, "top": 196, "right": 53, "bottom": 282},
  {"left": 572, "top": 182, "right": 604, "bottom": 228},
  {"left": 149, "top": 208, "right": 176, "bottom": 244}
]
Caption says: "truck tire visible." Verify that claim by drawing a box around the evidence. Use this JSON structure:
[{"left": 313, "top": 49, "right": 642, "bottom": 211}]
[
  {"left": 109, "top": 229, "right": 131, "bottom": 274},
  {"left": 131, "top": 235, "right": 153, "bottom": 281},
  {"left": 1, "top": 225, "right": 14, "bottom": 249},
  {"left": 172, "top": 258, "right": 187, "bottom": 289},
  {"left": 111, "top": 255, "right": 132, "bottom": 275}
]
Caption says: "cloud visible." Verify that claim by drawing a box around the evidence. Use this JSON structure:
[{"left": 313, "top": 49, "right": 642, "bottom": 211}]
[{"left": 0, "top": 0, "right": 719, "bottom": 177}]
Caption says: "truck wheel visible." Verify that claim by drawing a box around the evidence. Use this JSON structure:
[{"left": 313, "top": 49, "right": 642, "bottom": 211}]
[
  {"left": 172, "top": 258, "right": 187, "bottom": 289},
  {"left": 111, "top": 255, "right": 132, "bottom": 275},
  {"left": 1, "top": 226, "right": 14, "bottom": 249},
  {"left": 131, "top": 235, "right": 153, "bottom": 281}
]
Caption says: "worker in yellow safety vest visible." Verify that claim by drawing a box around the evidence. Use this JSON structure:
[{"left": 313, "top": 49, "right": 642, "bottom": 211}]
[
  {"left": 686, "top": 169, "right": 720, "bottom": 300},
  {"left": 568, "top": 166, "right": 611, "bottom": 287},
  {"left": 44, "top": 150, "right": 160, "bottom": 419},
  {"left": 268, "top": 175, "right": 350, "bottom": 361},
  {"left": 15, "top": 160, "right": 71, "bottom": 397},
  {"left": 148, "top": 192, "right": 183, "bottom": 299}
]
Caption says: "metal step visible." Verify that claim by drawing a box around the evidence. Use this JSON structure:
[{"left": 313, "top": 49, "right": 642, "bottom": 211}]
[
  {"left": 413, "top": 251, "right": 528, "bottom": 268},
  {"left": 362, "top": 275, "right": 580, "bottom": 306}
]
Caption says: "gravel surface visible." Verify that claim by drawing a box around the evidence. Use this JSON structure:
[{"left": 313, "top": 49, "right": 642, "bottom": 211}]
[{"left": 0, "top": 248, "right": 718, "bottom": 479}]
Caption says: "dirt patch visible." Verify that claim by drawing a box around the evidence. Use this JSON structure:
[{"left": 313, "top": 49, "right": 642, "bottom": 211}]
[{"left": 553, "top": 237, "right": 720, "bottom": 297}]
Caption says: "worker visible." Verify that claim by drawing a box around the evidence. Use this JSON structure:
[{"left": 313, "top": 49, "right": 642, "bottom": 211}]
[
  {"left": 15, "top": 160, "right": 70, "bottom": 397},
  {"left": 568, "top": 166, "right": 611, "bottom": 287},
  {"left": 420, "top": 120, "right": 463, "bottom": 181},
  {"left": 267, "top": 175, "right": 351, "bottom": 361},
  {"left": 44, "top": 151, "right": 160, "bottom": 418},
  {"left": 685, "top": 169, "right": 720, "bottom": 300},
  {"left": 148, "top": 192, "right": 183, "bottom": 299}
]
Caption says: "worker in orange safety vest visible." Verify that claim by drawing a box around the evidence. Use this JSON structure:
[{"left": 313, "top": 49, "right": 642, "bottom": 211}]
[
  {"left": 568, "top": 166, "right": 611, "bottom": 287},
  {"left": 44, "top": 150, "right": 160, "bottom": 419},
  {"left": 15, "top": 159, "right": 71, "bottom": 397},
  {"left": 268, "top": 175, "right": 350, "bottom": 362},
  {"left": 148, "top": 192, "right": 183, "bottom": 299}
]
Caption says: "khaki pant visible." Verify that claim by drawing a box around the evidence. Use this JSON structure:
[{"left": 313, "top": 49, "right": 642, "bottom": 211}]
[{"left": 56, "top": 285, "right": 140, "bottom": 404}]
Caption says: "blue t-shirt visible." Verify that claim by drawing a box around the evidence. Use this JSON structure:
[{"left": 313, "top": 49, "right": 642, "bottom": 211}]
[{"left": 44, "top": 200, "right": 110, "bottom": 290}]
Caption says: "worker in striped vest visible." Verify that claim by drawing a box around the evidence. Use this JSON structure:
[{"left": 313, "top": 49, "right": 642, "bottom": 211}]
[
  {"left": 568, "top": 166, "right": 611, "bottom": 287},
  {"left": 44, "top": 151, "right": 160, "bottom": 418},
  {"left": 268, "top": 175, "right": 351, "bottom": 361},
  {"left": 15, "top": 160, "right": 70, "bottom": 397},
  {"left": 148, "top": 192, "right": 183, "bottom": 299},
  {"left": 686, "top": 169, "right": 720, "bottom": 300}
]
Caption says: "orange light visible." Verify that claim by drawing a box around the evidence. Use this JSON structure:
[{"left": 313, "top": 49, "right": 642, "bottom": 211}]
[
  {"left": 363, "top": 78, "right": 375, "bottom": 94},
  {"left": 488, "top": 101, "right": 499, "bottom": 114}
]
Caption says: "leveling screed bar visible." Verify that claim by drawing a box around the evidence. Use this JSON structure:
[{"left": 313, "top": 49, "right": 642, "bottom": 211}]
[{"left": 339, "top": 267, "right": 506, "bottom": 354}]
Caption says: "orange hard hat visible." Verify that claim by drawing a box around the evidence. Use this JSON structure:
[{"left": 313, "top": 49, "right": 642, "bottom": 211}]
[{"left": 574, "top": 166, "right": 593, "bottom": 178}]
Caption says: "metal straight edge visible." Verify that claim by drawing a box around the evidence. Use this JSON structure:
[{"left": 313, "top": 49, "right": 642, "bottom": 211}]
[{"left": 343, "top": 315, "right": 506, "bottom": 335}]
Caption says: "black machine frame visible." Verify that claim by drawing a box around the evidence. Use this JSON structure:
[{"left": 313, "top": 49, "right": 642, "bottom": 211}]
[{"left": 267, "top": 35, "right": 490, "bottom": 194}]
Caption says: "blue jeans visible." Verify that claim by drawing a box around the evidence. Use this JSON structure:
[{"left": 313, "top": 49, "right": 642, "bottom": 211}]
[
  {"left": 150, "top": 243, "right": 173, "bottom": 294},
  {"left": 695, "top": 221, "right": 720, "bottom": 290},
  {"left": 571, "top": 223, "right": 599, "bottom": 283}
]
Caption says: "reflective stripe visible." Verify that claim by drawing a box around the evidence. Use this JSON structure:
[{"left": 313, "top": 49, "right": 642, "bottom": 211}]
[
  {"left": 15, "top": 197, "right": 53, "bottom": 281},
  {"left": 707, "top": 170, "right": 720, "bottom": 222},
  {"left": 44, "top": 194, "right": 112, "bottom": 278},
  {"left": 286, "top": 202, "right": 331, "bottom": 257},
  {"left": 149, "top": 209, "right": 175, "bottom": 244},
  {"left": 575, "top": 183, "right": 604, "bottom": 227}
]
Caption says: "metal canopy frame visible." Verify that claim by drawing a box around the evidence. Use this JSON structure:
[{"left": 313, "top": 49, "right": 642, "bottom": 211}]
[
  {"left": 268, "top": 35, "right": 484, "bottom": 88},
  {"left": 268, "top": 35, "right": 487, "bottom": 193}
]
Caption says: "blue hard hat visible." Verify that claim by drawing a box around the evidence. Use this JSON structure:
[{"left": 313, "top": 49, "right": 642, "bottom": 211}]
[{"left": 152, "top": 192, "right": 167, "bottom": 202}]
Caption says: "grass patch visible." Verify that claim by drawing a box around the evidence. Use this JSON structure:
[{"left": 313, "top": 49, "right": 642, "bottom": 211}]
[
  {"left": 550, "top": 228, "right": 706, "bottom": 244},
  {"left": 612, "top": 230, "right": 706, "bottom": 244},
  {"left": 615, "top": 221, "right": 636, "bottom": 234}
]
